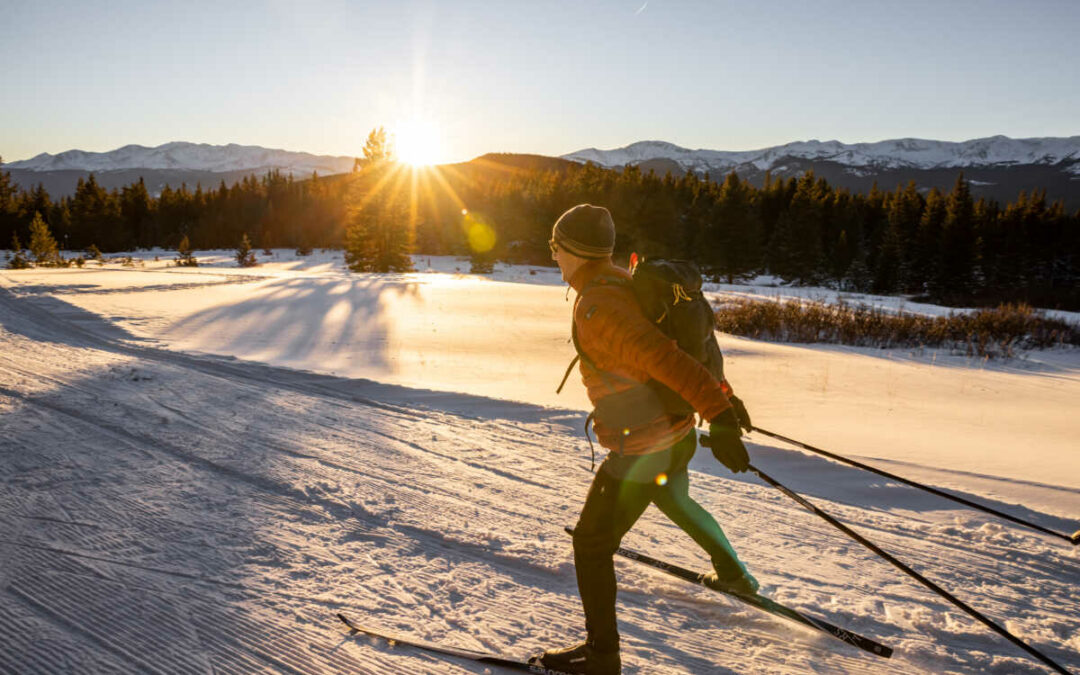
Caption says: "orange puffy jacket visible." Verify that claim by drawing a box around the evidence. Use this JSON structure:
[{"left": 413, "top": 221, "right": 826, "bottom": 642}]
[{"left": 569, "top": 259, "right": 733, "bottom": 455}]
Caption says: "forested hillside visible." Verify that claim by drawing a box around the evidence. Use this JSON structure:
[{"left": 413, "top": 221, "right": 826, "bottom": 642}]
[{"left": 2, "top": 155, "right": 1077, "bottom": 309}]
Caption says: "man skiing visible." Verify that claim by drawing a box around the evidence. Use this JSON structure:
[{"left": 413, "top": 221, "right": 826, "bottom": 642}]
[{"left": 533, "top": 204, "right": 758, "bottom": 675}]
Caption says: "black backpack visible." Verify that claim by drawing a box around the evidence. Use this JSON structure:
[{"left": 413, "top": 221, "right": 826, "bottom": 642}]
[{"left": 628, "top": 259, "right": 725, "bottom": 416}]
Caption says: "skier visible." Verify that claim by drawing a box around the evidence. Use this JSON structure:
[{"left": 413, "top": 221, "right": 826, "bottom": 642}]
[{"left": 533, "top": 204, "right": 758, "bottom": 675}]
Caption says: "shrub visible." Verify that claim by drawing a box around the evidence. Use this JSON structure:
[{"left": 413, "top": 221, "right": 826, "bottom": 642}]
[
  {"left": 8, "top": 233, "right": 30, "bottom": 269},
  {"left": 713, "top": 297, "right": 1078, "bottom": 358}
]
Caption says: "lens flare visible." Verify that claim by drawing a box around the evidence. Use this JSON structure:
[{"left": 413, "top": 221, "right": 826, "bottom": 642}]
[{"left": 463, "top": 213, "right": 496, "bottom": 253}]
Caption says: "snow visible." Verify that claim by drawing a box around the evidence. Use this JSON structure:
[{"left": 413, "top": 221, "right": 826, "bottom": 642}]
[
  {"left": 1, "top": 251, "right": 1078, "bottom": 673},
  {"left": 563, "top": 136, "right": 1080, "bottom": 175}
]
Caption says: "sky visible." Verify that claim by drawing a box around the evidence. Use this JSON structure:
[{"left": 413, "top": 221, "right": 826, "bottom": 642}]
[{"left": 2, "top": 0, "right": 1079, "bottom": 165}]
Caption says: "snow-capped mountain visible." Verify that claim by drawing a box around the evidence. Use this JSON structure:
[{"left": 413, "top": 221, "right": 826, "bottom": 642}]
[
  {"left": 562, "top": 136, "right": 1080, "bottom": 175},
  {"left": 7, "top": 141, "right": 356, "bottom": 175},
  {"left": 563, "top": 136, "right": 1080, "bottom": 209}
]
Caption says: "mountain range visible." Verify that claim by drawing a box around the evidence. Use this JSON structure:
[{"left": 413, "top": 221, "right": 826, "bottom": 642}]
[
  {"left": 562, "top": 136, "right": 1080, "bottom": 209},
  {"left": 3, "top": 142, "right": 356, "bottom": 199},
  {"left": 562, "top": 136, "right": 1080, "bottom": 174},
  {"left": 7, "top": 141, "right": 355, "bottom": 174},
  {"left": 5, "top": 137, "right": 1080, "bottom": 208}
]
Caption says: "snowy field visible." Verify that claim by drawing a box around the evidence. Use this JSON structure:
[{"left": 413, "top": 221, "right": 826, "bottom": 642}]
[{"left": 1, "top": 250, "right": 1078, "bottom": 674}]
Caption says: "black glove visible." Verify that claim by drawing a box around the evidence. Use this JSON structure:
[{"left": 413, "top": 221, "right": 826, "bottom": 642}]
[
  {"left": 708, "top": 408, "right": 750, "bottom": 473},
  {"left": 729, "top": 395, "right": 753, "bottom": 433}
]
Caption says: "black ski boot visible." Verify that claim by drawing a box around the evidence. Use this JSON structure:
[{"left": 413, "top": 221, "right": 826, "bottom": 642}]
[
  {"left": 704, "top": 554, "right": 759, "bottom": 596},
  {"left": 530, "top": 640, "right": 621, "bottom": 674}
]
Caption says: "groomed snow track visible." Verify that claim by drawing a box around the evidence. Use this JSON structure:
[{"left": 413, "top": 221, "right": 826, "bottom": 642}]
[{"left": 1, "top": 286, "right": 1078, "bottom": 674}]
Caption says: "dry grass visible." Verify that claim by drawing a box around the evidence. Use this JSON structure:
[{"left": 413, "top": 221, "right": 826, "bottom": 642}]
[{"left": 713, "top": 298, "right": 1079, "bottom": 358}]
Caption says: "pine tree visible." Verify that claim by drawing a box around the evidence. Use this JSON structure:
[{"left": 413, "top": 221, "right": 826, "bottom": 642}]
[
  {"left": 120, "top": 178, "right": 153, "bottom": 249},
  {"left": 235, "top": 233, "right": 257, "bottom": 267},
  {"left": 910, "top": 188, "right": 946, "bottom": 296},
  {"left": 936, "top": 173, "right": 976, "bottom": 300},
  {"left": 842, "top": 246, "right": 873, "bottom": 292},
  {"left": 175, "top": 235, "right": 198, "bottom": 267},
  {"left": 873, "top": 184, "right": 920, "bottom": 294},
  {"left": 8, "top": 232, "right": 30, "bottom": 269},
  {"left": 767, "top": 171, "right": 825, "bottom": 283},
  {"left": 344, "top": 127, "right": 414, "bottom": 273},
  {"left": 362, "top": 126, "right": 393, "bottom": 163},
  {"left": 21, "top": 184, "right": 54, "bottom": 243},
  {"left": 28, "top": 212, "right": 60, "bottom": 265},
  {"left": 70, "top": 174, "right": 123, "bottom": 251},
  {"left": 708, "top": 172, "right": 762, "bottom": 283}
]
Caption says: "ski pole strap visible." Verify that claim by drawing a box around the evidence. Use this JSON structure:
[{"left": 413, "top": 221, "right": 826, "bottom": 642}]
[
  {"left": 584, "top": 411, "right": 597, "bottom": 472},
  {"left": 752, "top": 426, "right": 1079, "bottom": 546},
  {"left": 556, "top": 355, "right": 579, "bottom": 394},
  {"left": 748, "top": 463, "right": 1073, "bottom": 675}
]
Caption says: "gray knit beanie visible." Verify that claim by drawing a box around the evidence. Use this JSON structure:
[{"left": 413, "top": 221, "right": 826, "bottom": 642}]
[{"left": 552, "top": 204, "right": 615, "bottom": 259}]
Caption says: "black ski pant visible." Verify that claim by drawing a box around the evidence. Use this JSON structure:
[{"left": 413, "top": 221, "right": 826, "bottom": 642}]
[{"left": 572, "top": 430, "right": 742, "bottom": 652}]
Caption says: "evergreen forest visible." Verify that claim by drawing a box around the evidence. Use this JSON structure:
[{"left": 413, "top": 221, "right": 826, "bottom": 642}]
[{"left": 2, "top": 152, "right": 1078, "bottom": 310}]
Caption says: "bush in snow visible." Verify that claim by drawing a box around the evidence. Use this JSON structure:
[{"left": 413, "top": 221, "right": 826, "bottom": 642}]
[
  {"left": 470, "top": 254, "right": 495, "bottom": 274},
  {"left": 714, "top": 298, "right": 1079, "bottom": 357},
  {"left": 8, "top": 233, "right": 30, "bottom": 269}
]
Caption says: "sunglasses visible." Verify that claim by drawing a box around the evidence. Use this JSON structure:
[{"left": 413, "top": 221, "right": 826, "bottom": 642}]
[{"left": 549, "top": 238, "right": 559, "bottom": 256}]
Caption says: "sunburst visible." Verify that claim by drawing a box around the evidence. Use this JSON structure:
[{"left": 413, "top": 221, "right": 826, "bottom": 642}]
[{"left": 393, "top": 118, "right": 443, "bottom": 167}]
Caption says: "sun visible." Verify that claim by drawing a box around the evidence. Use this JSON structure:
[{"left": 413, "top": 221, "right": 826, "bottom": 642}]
[{"left": 393, "top": 118, "right": 443, "bottom": 167}]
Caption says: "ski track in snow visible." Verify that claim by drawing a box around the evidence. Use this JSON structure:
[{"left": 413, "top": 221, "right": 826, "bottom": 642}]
[{"left": 1, "top": 260, "right": 1078, "bottom": 674}]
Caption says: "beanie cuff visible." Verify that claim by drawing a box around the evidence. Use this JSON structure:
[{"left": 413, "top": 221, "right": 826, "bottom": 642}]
[{"left": 554, "top": 232, "right": 614, "bottom": 259}]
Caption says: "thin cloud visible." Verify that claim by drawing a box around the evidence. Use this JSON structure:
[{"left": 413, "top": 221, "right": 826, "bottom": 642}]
[{"left": 635, "top": 2, "right": 648, "bottom": 16}]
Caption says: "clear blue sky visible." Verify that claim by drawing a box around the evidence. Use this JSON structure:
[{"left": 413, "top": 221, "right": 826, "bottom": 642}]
[{"left": 2, "top": 0, "right": 1079, "bottom": 164}]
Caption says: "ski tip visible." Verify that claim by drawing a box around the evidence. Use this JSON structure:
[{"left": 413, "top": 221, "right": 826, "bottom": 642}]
[
  {"left": 337, "top": 613, "right": 358, "bottom": 632},
  {"left": 1071, "top": 529, "right": 1080, "bottom": 545}
]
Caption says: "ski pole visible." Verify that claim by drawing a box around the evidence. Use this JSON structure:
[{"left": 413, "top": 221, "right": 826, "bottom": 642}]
[
  {"left": 745, "top": 460, "right": 1073, "bottom": 675},
  {"left": 749, "top": 426, "right": 1080, "bottom": 546}
]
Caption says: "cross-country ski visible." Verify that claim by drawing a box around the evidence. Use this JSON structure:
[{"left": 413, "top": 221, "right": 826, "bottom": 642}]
[
  {"left": 338, "top": 613, "right": 571, "bottom": 674},
  {"left": 565, "top": 527, "right": 893, "bottom": 658}
]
